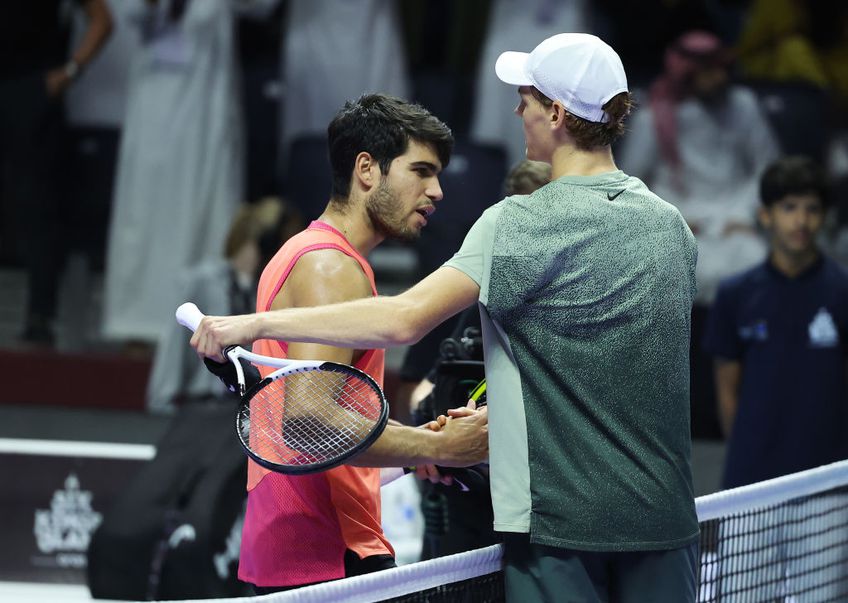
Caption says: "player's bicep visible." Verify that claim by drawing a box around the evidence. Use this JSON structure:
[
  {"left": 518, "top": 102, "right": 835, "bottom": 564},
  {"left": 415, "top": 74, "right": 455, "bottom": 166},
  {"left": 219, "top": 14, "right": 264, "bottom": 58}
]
[
  {"left": 272, "top": 249, "right": 372, "bottom": 364},
  {"left": 282, "top": 249, "right": 373, "bottom": 309},
  {"left": 287, "top": 341, "right": 355, "bottom": 365}
]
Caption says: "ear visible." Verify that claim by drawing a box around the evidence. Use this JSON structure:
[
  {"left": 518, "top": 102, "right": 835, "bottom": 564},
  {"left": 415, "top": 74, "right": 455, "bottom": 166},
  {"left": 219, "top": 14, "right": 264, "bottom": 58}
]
[
  {"left": 353, "top": 151, "right": 379, "bottom": 192},
  {"left": 550, "top": 102, "right": 567, "bottom": 131}
]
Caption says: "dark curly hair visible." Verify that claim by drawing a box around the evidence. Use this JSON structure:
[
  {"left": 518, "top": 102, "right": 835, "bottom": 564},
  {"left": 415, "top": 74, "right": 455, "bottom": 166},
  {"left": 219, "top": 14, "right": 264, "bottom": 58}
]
[{"left": 327, "top": 94, "right": 454, "bottom": 199}]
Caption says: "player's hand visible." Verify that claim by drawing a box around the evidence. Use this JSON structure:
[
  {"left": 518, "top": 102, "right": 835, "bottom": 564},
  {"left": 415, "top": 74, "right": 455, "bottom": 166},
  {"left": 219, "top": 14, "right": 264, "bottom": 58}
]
[
  {"left": 45, "top": 68, "right": 71, "bottom": 98},
  {"left": 435, "top": 404, "right": 488, "bottom": 467},
  {"left": 415, "top": 416, "right": 454, "bottom": 485},
  {"left": 447, "top": 398, "right": 479, "bottom": 417},
  {"left": 190, "top": 314, "right": 260, "bottom": 362}
]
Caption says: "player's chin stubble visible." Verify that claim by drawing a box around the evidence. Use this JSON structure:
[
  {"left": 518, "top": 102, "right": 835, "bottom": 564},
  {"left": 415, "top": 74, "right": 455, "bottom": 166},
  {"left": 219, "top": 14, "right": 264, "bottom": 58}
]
[{"left": 366, "top": 182, "right": 420, "bottom": 243}]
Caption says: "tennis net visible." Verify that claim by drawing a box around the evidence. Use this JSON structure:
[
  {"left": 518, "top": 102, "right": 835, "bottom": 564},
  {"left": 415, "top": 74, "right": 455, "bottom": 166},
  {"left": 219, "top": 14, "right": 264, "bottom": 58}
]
[{"left": 159, "top": 459, "right": 848, "bottom": 602}]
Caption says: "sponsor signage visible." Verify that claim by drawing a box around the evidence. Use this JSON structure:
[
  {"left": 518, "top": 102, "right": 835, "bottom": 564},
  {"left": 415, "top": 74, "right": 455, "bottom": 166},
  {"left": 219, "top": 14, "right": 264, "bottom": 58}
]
[{"left": 0, "top": 439, "right": 153, "bottom": 583}]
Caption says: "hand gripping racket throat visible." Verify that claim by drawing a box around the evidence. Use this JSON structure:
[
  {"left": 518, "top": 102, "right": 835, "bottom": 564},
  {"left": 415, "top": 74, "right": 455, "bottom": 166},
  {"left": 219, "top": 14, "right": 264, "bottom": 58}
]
[{"left": 176, "top": 303, "right": 389, "bottom": 475}]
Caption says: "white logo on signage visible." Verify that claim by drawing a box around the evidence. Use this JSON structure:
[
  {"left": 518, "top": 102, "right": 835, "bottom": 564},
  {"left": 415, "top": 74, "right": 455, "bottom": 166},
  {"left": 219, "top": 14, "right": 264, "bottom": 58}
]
[
  {"left": 33, "top": 474, "right": 102, "bottom": 567},
  {"left": 809, "top": 307, "right": 839, "bottom": 347},
  {"left": 168, "top": 524, "right": 196, "bottom": 548}
]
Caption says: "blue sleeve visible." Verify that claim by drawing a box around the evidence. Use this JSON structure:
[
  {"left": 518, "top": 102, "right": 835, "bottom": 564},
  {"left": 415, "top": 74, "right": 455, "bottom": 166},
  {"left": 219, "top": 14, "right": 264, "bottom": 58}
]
[{"left": 702, "top": 282, "right": 742, "bottom": 360}]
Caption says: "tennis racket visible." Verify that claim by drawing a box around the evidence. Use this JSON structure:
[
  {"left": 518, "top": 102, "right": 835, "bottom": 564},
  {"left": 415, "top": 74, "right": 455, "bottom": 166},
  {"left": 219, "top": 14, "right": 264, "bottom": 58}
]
[{"left": 176, "top": 302, "right": 389, "bottom": 475}]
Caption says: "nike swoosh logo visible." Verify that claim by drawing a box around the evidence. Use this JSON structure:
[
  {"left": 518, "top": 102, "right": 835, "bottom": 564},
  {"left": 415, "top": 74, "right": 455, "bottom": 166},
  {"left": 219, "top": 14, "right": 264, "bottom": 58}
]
[{"left": 607, "top": 190, "right": 624, "bottom": 201}]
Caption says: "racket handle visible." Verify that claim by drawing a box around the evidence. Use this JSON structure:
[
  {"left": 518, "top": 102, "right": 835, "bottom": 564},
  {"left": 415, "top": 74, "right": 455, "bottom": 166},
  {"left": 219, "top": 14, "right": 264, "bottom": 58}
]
[
  {"left": 439, "top": 466, "right": 488, "bottom": 492},
  {"left": 176, "top": 302, "right": 205, "bottom": 332},
  {"left": 379, "top": 466, "right": 487, "bottom": 492}
]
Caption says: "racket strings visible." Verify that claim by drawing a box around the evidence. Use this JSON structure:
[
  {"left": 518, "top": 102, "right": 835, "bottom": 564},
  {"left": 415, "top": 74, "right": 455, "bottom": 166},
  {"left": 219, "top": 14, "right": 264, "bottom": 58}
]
[{"left": 244, "top": 369, "right": 383, "bottom": 467}]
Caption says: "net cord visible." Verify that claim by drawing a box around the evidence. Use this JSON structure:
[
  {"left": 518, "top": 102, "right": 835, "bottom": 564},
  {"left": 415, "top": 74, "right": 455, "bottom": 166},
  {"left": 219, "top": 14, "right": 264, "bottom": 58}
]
[{"left": 696, "top": 459, "right": 848, "bottom": 521}]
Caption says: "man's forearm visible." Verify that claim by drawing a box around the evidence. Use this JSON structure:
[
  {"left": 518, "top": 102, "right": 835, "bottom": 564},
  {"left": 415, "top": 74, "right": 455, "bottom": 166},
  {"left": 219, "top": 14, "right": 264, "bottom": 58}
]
[
  {"left": 349, "top": 424, "right": 441, "bottom": 468},
  {"left": 257, "top": 295, "right": 419, "bottom": 349},
  {"left": 191, "top": 266, "right": 480, "bottom": 362},
  {"left": 349, "top": 409, "right": 489, "bottom": 469},
  {"left": 717, "top": 394, "right": 737, "bottom": 439},
  {"left": 714, "top": 360, "right": 742, "bottom": 440},
  {"left": 75, "top": 0, "right": 113, "bottom": 67},
  {"left": 252, "top": 268, "right": 479, "bottom": 349}
]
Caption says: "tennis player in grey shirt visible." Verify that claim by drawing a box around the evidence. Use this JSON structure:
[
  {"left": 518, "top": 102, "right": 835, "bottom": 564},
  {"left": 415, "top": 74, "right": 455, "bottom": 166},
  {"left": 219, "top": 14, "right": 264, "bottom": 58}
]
[{"left": 191, "top": 33, "right": 700, "bottom": 602}]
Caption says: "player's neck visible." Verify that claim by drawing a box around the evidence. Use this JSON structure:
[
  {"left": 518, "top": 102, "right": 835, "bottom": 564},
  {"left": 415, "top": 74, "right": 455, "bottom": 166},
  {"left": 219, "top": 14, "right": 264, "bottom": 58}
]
[
  {"left": 550, "top": 144, "right": 617, "bottom": 179},
  {"left": 317, "top": 203, "right": 384, "bottom": 256},
  {"left": 769, "top": 247, "right": 820, "bottom": 278}
]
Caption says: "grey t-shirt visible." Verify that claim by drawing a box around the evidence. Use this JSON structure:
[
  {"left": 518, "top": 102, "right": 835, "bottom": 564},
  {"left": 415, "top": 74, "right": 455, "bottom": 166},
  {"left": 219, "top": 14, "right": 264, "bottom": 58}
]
[{"left": 444, "top": 169, "right": 699, "bottom": 551}]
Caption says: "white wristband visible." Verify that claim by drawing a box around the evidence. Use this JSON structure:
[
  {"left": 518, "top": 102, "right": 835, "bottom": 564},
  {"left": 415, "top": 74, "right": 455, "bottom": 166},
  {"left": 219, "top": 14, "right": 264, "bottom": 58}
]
[{"left": 63, "top": 60, "right": 81, "bottom": 80}]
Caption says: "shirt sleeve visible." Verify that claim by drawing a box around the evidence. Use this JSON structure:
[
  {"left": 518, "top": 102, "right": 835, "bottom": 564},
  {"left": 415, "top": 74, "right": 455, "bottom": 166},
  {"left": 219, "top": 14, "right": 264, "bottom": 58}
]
[
  {"left": 442, "top": 203, "right": 502, "bottom": 306},
  {"left": 702, "top": 281, "right": 742, "bottom": 360}
]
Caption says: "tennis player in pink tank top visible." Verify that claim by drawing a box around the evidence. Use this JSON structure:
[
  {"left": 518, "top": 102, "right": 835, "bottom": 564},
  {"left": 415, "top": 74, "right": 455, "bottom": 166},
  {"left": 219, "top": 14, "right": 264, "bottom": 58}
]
[{"left": 233, "top": 94, "right": 489, "bottom": 594}]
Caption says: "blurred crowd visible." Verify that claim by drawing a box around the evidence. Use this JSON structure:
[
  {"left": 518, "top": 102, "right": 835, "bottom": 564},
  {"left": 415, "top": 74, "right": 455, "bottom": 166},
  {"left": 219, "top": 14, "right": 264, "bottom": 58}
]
[{"left": 1, "top": 0, "right": 848, "bottom": 444}]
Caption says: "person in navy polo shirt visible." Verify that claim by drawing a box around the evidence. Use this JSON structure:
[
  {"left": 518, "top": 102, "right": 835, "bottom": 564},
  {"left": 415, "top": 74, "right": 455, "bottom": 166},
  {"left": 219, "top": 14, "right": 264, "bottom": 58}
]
[{"left": 704, "top": 155, "right": 848, "bottom": 490}]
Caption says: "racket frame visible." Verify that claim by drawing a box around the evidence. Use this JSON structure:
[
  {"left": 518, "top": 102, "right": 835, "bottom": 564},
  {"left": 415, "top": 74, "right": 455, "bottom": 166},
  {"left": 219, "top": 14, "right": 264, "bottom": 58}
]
[{"left": 234, "top": 359, "right": 390, "bottom": 475}]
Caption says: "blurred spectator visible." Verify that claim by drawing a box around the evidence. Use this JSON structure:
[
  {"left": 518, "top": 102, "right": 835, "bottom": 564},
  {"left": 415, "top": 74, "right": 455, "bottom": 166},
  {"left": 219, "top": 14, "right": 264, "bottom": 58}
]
[
  {"left": 146, "top": 196, "right": 302, "bottom": 414},
  {"left": 470, "top": 0, "right": 594, "bottom": 169},
  {"left": 735, "top": 0, "right": 848, "bottom": 111},
  {"left": 0, "top": 0, "right": 113, "bottom": 344},
  {"left": 704, "top": 156, "right": 848, "bottom": 489},
  {"left": 102, "top": 0, "right": 274, "bottom": 347},
  {"left": 66, "top": 0, "right": 138, "bottom": 129},
  {"left": 278, "top": 0, "right": 410, "bottom": 189},
  {"left": 63, "top": 1, "right": 140, "bottom": 271}
]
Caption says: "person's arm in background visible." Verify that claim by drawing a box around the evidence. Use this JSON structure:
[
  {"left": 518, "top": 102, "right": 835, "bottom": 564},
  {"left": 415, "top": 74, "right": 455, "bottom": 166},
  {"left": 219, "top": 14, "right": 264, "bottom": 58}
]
[
  {"left": 47, "top": 0, "right": 113, "bottom": 97},
  {"left": 714, "top": 358, "right": 742, "bottom": 439},
  {"left": 702, "top": 280, "right": 744, "bottom": 440}
]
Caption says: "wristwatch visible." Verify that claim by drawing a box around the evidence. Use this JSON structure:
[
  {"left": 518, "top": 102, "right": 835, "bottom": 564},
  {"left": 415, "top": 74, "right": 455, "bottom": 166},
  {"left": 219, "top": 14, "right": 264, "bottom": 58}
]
[{"left": 63, "top": 59, "right": 81, "bottom": 81}]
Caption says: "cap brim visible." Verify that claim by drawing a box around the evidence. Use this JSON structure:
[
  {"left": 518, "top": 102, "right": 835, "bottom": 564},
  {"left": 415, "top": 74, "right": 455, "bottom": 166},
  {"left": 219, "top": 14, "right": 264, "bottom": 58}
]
[{"left": 495, "top": 51, "right": 533, "bottom": 86}]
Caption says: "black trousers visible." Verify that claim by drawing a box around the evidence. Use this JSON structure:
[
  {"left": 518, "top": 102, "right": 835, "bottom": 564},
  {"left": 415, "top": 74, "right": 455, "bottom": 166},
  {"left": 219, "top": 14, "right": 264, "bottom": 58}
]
[{"left": 0, "top": 72, "right": 65, "bottom": 326}]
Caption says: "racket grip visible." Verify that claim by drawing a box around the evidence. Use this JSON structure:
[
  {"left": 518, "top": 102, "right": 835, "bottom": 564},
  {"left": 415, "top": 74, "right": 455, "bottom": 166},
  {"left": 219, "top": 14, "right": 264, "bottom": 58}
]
[
  {"left": 203, "top": 356, "right": 261, "bottom": 394},
  {"left": 176, "top": 302, "right": 205, "bottom": 332},
  {"left": 380, "top": 466, "right": 487, "bottom": 492},
  {"left": 438, "top": 466, "right": 488, "bottom": 492}
]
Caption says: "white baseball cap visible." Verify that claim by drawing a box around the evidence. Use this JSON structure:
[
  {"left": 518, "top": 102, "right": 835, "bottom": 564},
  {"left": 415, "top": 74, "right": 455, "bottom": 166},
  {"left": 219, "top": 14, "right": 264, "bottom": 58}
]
[{"left": 495, "top": 33, "right": 628, "bottom": 123}]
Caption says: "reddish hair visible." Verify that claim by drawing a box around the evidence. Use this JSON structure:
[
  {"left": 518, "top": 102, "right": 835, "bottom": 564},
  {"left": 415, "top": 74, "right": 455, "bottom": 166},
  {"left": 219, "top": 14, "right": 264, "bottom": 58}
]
[{"left": 531, "top": 88, "right": 634, "bottom": 149}]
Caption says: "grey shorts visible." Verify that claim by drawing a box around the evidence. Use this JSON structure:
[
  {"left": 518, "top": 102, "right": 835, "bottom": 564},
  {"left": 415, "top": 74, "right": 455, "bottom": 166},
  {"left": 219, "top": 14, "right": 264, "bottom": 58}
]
[{"left": 502, "top": 533, "right": 698, "bottom": 603}]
